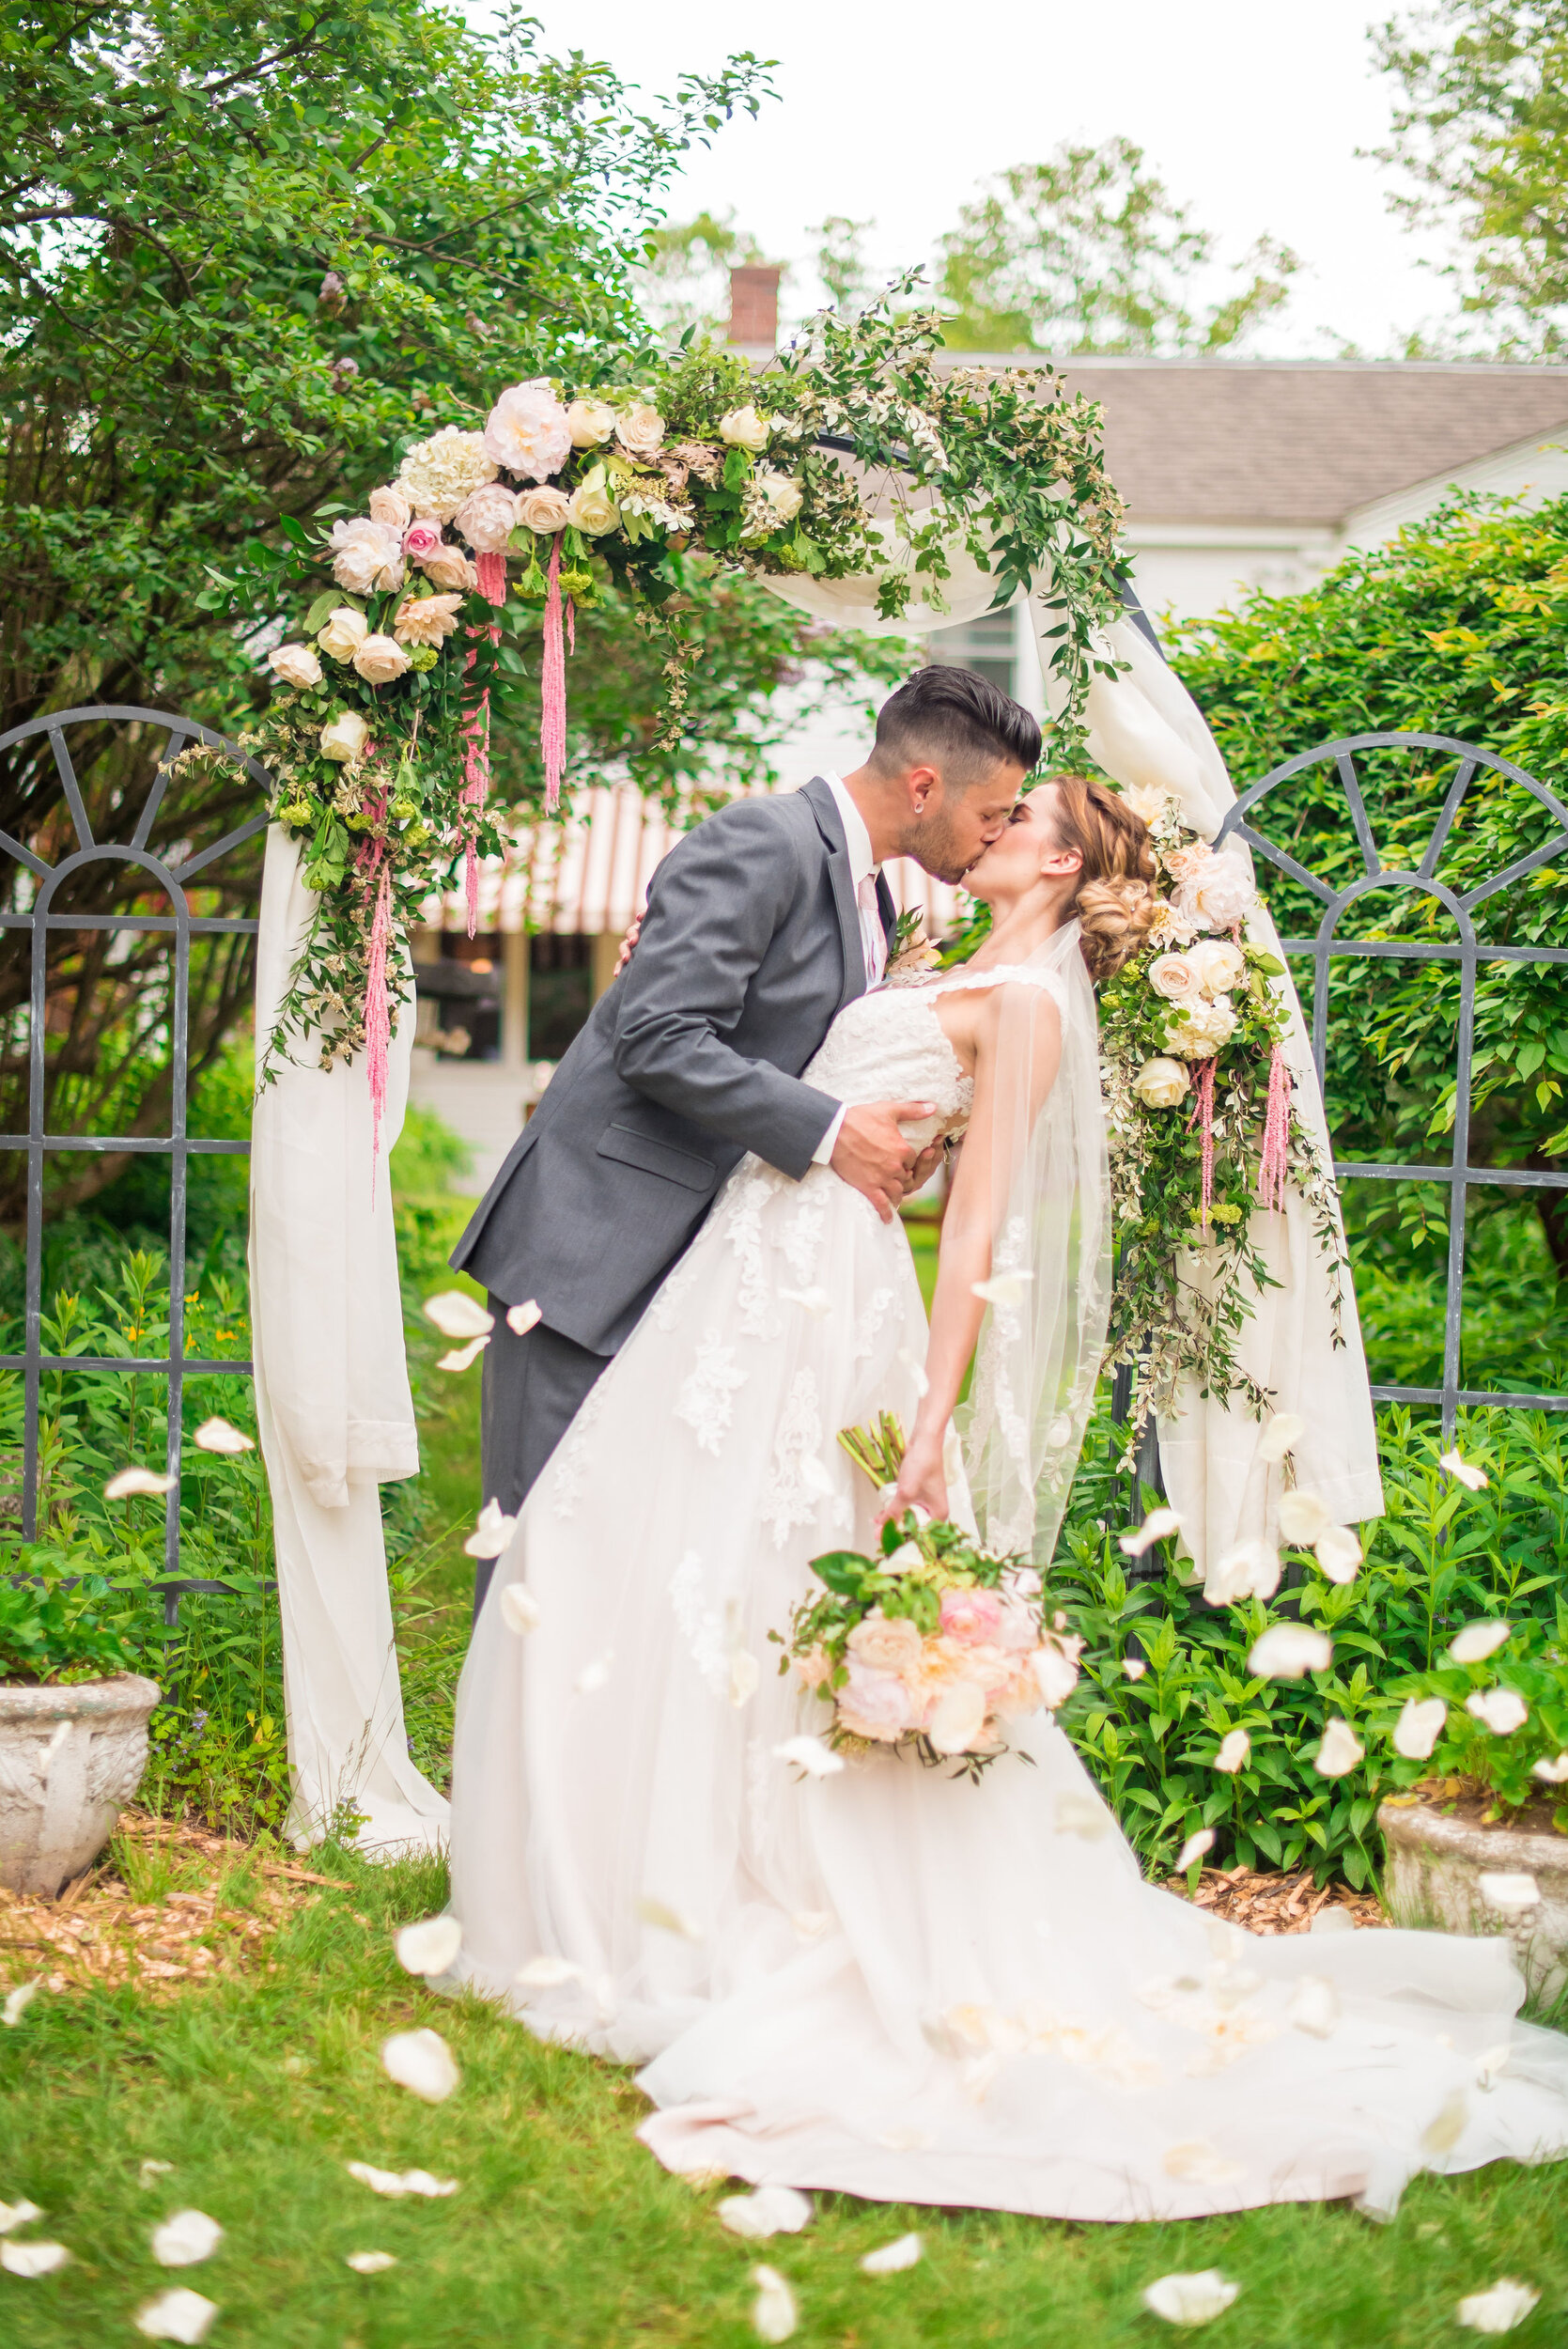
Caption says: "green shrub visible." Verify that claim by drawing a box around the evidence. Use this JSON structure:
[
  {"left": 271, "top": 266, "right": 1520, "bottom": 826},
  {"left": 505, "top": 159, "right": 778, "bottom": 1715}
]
[{"left": 0, "top": 1564, "right": 138, "bottom": 1685}]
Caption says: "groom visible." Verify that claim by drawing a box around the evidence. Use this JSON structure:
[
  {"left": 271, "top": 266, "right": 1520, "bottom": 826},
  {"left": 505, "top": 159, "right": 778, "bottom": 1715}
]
[{"left": 452, "top": 664, "right": 1041, "bottom": 1610}]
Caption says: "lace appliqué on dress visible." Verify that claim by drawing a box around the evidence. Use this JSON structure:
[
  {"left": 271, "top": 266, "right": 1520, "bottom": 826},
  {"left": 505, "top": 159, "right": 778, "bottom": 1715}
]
[
  {"left": 760, "top": 1367, "right": 828, "bottom": 1549},
  {"left": 675, "top": 1330, "right": 748, "bottom": 1455},
  {"left": 852, "top": 1283, "right": 896, "bottom": 1363},
  {"left": 716, "top": 1167, "right": 781, "bottom": 1340},
  {"left": 650, "top": 1251, "right": 701, "bottom": 1333},
  {"left": 668, "top": 1549, "right": 730, "bottom": 1699}
]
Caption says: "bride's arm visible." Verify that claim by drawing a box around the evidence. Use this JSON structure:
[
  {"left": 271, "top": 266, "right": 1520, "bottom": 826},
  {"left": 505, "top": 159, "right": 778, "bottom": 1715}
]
[{"left": 889, "top": 986, "right": 1061, "bottom": 1522}]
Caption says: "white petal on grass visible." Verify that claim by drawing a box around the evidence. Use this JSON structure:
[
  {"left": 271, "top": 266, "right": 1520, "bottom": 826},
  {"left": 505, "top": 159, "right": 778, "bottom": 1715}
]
[
  {"left": 717, "top": 2186, "right": 813, "bottom": 2240},
  {"left": 1313, "top": 1524, "right": 1363, "bottom": 1583},
  {"left": 971, "top": 1270, "right": 1033, "bottom": 1309},
  {"left": 499, "top": 1584, "right": 539, "bottom": 1636},
  {"left": 345, "top": 2251, "right": 397, "bottom": 2274},
  {"left": 192, "top": 1416, "right": 254, "bottom": 1455},
  {"left": 138, "top": 2162, "right": 173, "bottom": 2189},
  {"left": 463, "top": 1499, "right": 516, "bottom": 1559},
  {"left": 151, "top": 2210, "right": 224, "bottom": 2267},
  {"left": 1450, "top": 1621, "right": 1511, "bottom": 1664},
  {"left": 134, "top": 2287, "right": 219, "bottom": 2342},
  {"left": 773, "top": 1735, "right": 844, "bottom": 1778},
  {"left": 575, "top": 1652, "right": 613, "bottom": 1695},
  {"left": 1421, "top": 2089, "right": 1469, "bottom": 2156},
  {"left": 1393, "top": 1697, "right": 1448, "bottom": 1760},
  {"left": 637, "top": 1896, "right": 703, "bottom": 1943},
  {"left": 778, "top": 1286, "right": 832, "bottom": 1318},
  {"left": 1214, "top": 1730, "right": 1250, "bottom": 1774},
  {"left": 1532, "top": 1751, "right": 1568, "bottom": 1784},
  {"left": 751, "top": 2263, "right": 799, "bottom": 2342},
  {"left": 1, "top": 2240, "right": 70, "bottom": 2277},
  {"left": 515, "top": 1954, "right": 582, "bottom": 1990},
  {"left": 394, "top": 1916, "right": 461, "bottom": 1978},
  {"left": 344, "top": 2162, "right": 457, "bottom": 2198},
  {"left": 1120, "top": 1506, "right": 1181, "bottom": 1557},
  {"left": 436, "top": 1334, "right": 489, "bottom": 1373},
  {"left": 0, "top": 2201, "right": 42, "bottom": 2233},
  {"left": 505, "top": 1299, "right": 541, "bottom": 1336},
  {"left": 1287, "top": 1976, "right": 1341, "bottom": 2039},
  {"left": 1141, "top": 2269, "right": 1240, "bottom": 2326},
  {"left": 729, "top": 1650, "right": 759, "bottom": 1707},
  {"left": 1256, "top": 1412, "right": 1304, "bottom": 1463},
  {"left": 1123, "top": 1657, "right": 1148, "bottom": 1681},
  {"left": 861, "top": 2232, "right": 923, "bottom": 2274},
  {"left": 1, "top": 1983, "right": 38, "bottom": 2027},
  {"left": 105, "top": 1466, "right": 175, "bottom": 1500},
  {"left": 1467, "top": 1688, "right": 1528, "bottom": 1735},
  {"left": 1249, "top": 1624, "right": 1332, "bottom": 1679},
  {"left": 1456, "top": 2279, "right": 1539, "bottom": 2334},
  {"left": 380, "top": 2028, "right": 460, "bottom": 2104},
  {"left": 1314, "top": 1719, "right": 1365, "bottom": 1779},
  {"left": 1175, "top": 1828, "right": 1216, "bottom": 1874},
  {"left": 423, "top": 1290, "right": 494, "bottom": 1340},
  {"left": 1278, "top": 1488, "right": 1331, "bottom": 1545},
  {"left": 1439, "top": 1448, "right": 1489, "bottom": 1492},
  {"left": 1478, "top": 1872, "right": 1540, "bottom": 1917}
]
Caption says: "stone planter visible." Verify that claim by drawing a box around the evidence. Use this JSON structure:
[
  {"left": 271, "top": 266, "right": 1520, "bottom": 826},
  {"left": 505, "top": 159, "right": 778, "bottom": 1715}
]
[
  {"left": 1379, "top": 1795, "right": 1568, "bottom": 2008},
  {"left": 0, "top": 1674, "right": 161, "bottom": 1897}
]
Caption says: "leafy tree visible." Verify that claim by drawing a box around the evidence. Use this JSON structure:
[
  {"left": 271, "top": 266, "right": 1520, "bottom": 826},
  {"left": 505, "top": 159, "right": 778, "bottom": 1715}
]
[
  {"left": 935, "top": 137, "right": 1297, "bottom": 354},
  {"left": 635, "top": 210, "right": 768, "bottom": 339},
  {"left": 1170, "top": 491, "right": 1568, "bottom": 1304},
  {"left": 813, "top": 215, "right": 877, "bottom": 315},
  {"left": 1374, "top": 1, "right": 1568, "bottom": 350}
]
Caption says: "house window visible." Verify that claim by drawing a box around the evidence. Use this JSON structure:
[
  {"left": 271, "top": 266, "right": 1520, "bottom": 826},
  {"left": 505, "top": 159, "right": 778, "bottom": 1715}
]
[
  {"left": 411, "top": 930, "right": 502, "bottom": 1060},
  {"left": 926, "top": 610, "right": 1017, "bottom": 698},
  {"left": 529, "top": 933, "right": 593, "bottom": 1061}
]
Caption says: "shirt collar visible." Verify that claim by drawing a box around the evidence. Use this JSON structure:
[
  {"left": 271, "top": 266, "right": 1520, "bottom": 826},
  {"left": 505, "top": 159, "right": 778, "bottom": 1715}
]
[{"left": 822, "top": 772, "right": 877, "bottom": 887}]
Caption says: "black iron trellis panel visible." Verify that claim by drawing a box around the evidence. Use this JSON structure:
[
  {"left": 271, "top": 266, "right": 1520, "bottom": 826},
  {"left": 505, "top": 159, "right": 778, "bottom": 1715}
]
[{"left": 0, "top": 705, "right": 271, "bottom": 1625}]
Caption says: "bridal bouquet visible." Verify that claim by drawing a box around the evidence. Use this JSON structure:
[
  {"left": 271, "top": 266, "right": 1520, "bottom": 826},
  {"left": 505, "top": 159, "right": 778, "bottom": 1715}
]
[{"left": 777, "top": 1418, "right": 1083, "bottom": 1774}]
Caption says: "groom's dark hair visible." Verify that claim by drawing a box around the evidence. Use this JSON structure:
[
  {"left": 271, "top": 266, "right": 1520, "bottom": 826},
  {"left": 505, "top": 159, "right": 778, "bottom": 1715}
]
[{"left": 869, "top": 664, "right": 1041, "bottom": 782}]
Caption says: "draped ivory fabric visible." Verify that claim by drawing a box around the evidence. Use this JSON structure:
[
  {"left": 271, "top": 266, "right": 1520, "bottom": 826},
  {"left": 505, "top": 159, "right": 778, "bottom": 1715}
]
[
  {"left": 766, "top": 552, "right": 1383, "bottom": 1565},
  {"left": 250, "top": 827, "right": 449, "bottom": 1856}
]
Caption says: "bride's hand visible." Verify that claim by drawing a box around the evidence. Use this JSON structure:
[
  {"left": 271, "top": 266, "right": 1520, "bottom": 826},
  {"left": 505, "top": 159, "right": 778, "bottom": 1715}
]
[{"left": 885, "top": 1431, "right": 948, "bottom": 1527}]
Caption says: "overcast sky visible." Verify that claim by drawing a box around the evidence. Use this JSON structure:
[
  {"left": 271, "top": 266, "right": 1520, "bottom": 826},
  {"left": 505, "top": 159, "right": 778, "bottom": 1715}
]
[{"left": 510, "top": 0, "right": 1458, "bottom": 355}]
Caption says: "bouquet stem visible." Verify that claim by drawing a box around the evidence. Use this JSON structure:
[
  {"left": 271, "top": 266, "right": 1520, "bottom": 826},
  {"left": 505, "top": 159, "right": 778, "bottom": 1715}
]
[{"left": 837, "top": 1413, "right": 907, "bottom": 1493}]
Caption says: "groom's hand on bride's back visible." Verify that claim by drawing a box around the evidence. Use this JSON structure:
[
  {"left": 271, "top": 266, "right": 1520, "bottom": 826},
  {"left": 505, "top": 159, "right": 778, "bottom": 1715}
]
[{"left": 830, "top": 1101, "right": 935, "bottom": 1222}]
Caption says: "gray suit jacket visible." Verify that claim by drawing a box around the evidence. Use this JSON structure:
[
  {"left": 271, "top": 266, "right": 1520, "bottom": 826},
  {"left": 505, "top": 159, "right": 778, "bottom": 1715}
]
[{"left": 450, "top": 777, "right": 896, "bottom": 1355}]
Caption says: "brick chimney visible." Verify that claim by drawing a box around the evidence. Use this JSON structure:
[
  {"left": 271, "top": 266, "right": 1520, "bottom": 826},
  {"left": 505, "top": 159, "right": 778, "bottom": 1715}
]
[{"left": 727, "top": 264, "right": 781, "bottom": 349}]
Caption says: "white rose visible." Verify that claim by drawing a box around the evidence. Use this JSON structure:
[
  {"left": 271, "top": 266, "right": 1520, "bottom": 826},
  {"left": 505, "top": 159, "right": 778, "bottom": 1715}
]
[
  {"left": 516, "top": 485, "right": 572, "bottom": 534},
  {"left": 567, "top": 480, "right": 620, "bottom": 537},
  {"left": 1174, "top": 848, "right": 1255, "bottom": 933},
  {"left": 566, "top": 397, "right": 615, "bottom": 447},
  {"left": 1120, "top": 781, "right": 1176, "bottom": 824},
  {"left": 742, "top": 467, "right": 804, "bottom": 538},
  {"left": 1188, "top": 938, "right": 1247, "bottom": 997},
  {"left": 317, "top": 607, "right": 368, "bottom": 661},
  {"left": 613, "top": 403, "right": 665, "bottom": 460},
  {"left": 368, "top": 482, "right": 413, "bottom": 531},
  {"left": 1146, "top": 951, "right": 1200, "bottom": 1003},
  {"left": 329, "top": 516, "right": 406, "bottom": 595},
  {"left": 483, "top": 381, "right": 572, "bottom": 482},
  {"left": 1131, "top": 1056, "right": 1189, "bottom": 1109},
  {"left": 269, "top": 643, "right": 321, "bottom": 689},
  {"left": 319, "top": 709, "right": 370, "bottom": 764},
  {"left": 452, "top": 481, "right": 520, "bottom": 552},
  {"left": 1164, "top": 997, "right": 1238, "bottom": 1060},
  {"left": 398, "top": 425, "right": 498, "bottom": 521},
  {"left": 351, "top": 632, "right": 411, "bottom": 685},
  {"left": 720, "top": 405, "right": 770, "bottom": 453}
]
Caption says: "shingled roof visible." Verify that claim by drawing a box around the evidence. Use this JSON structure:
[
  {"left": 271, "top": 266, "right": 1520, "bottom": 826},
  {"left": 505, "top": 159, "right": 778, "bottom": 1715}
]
[{"left": 968, "top": 357, "right": 1568, "bottom": 528}]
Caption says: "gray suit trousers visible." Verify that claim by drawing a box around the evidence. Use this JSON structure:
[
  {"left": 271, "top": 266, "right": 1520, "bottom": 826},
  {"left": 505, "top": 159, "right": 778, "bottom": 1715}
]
[{"left": 474, "top": 1302, "right": 610, "bottom": 1618}]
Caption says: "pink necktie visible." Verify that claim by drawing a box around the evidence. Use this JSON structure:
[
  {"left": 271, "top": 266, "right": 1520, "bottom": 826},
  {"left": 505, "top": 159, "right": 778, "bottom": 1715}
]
[{"left": 857, "top": 874, "right": 886, "bottom": 985}]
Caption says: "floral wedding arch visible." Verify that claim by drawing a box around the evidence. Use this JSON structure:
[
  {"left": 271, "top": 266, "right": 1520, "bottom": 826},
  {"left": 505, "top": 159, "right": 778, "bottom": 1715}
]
[{"left": 190, "top": 301, "right": 1381, "bottom": 1855}]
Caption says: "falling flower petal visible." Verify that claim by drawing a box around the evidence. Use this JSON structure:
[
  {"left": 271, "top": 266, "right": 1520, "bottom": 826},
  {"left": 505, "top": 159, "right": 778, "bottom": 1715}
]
[
  {"left": 861, "top": 2232, "right": 923, "bottom": 2274},
  {"left": 134, "top": 2287, "right": 219, "bottom": 2342},
  {"left": 790, "top": 1911, "right": 832, "bottom": 1940},
  {"left": 1214, "top": 1729, "right": 1250, "bottom": 1774},
  {"left": 1456, "top": 2279, "right": 1539, "bottom": 2334},
  {"left": 637, "top": 1897, "right": 702, "bottom": 1942},
  {"left": 1256, "top": 1412, "right": 1304, "bottom": 1463},
  {"left": 1287, "top": 1976, "right": 1340, "bottom": 2039},
  {"left": 1249, "top": 1625, "right": 1332, "bottom": 1679},
  {"left": 1314, "top": 1719, "right": 1364, "bottom": 1778},
  {"left": 1, "top": 2240, "right": 69, "bottom": 2278},
  {"left": 1172, "top": 1828, "right": 1213, "bottom": 1875},
  {"left": 751, "top": 2263, "right": 799, "bottom": 2342},
  {"left": 499, "top": 1583, "right": 539, "bottom": 1636},
  {"left": 717, "top": 2186, "right": 813, "bottom": 2240},
  {"left": 105, "top": 1467, "right": 175, "bottom": 1501},
  {"left": 1056, "top": 1792, "right": 1110, "bottom": 1841},
  {"left": 0, "top": 2201, "right": 43, "bottom": 2234},
  {"left": 344, "top": 2163, "right": 457, "bottom": 2198},
  {"left": 1120, "top": 1506, "right": 1181, "bottom": 1557},
  {"left": 395, "top": 1916, "right": 461, "bottom": 1978},
  {"left": 772, "top": 1735, "right": 844, "bottom": 1778},
  {"left": 1393, "top": 1697, "right": 1448, "bottom": 1759},
  {"left": 1476, "top": 2046, "right": 1512, "bottom": 2092},
  {"left": 151, "top": 2210, "right": 224, "bottom": 2267},
  {"left": 1, "top": 1983, "right": 38, "bottom": 2027},
  {"left": 1204, "top": 1538, "right": 1281, "bottom": 1607},
  {"left": 1531, "top": 1751, "right": 1568, "bottom": 1784},
  {"left": 1478, "top": 1873, "right": 1540, "bottom": 1917},
  {"left": 1278, "top": 1488, "right": 1331, "bottom": 1544},
  {"left": 515, "top": 1955, "right": 582, "bottom": 1990},
  {"left": 779, "top": 1287, "right": 831, "bottom": 1317},
  {"left": 463, "top": 1499, "right": 516, "bottom": 1559},
  {"left": 345, "top": 2251, "right": 397, "bottom": 2274},
  {"left": 1161, "top": 2142, "right": 1243, "bottom": 2186},
  {"left": 896, "top": 1346, "right": 930, "bottom": 1398},
  {"left": 971, "top": 1270, "right": 1033, "bottom": 1308},
  {"left": 192, "top": 1417, "right": 254, "bottom": 1455},
  {"left": 1141, "top": 2269, "right": 1240, "bottom": 2326},
  {"left": 1123, "top": 1657, "right": 1148, "bottom": 1681},
  {"left": 575, "top": 1652, "right": 613, "bottom": 1694},
  {"left": 1450, "top": 1622, "right": 1511, "bottom": 1664},
  {"left": 138, "top": 2163, "right": 173, "bottom": 2190},
  {"left": 729, "top": 1650, "right": 760, "bottom": 1708},
  {"left": 1467, "top": 1689, "right": 1528, "bottom": 1735},
  {"left": 423, "top": 1291, "right": 494, "bottom": 1341},
  {"left": 1313, "top": 1524, "right": 1362, "bottom": 1583},
  {"left": 380, "top": 2028, "right": 460, "bottom": 2104},
  {"left": 437, "top": 1334, "right": 489, "bottom": 1373},
  {"left": 505, "top": 1299, "right": 541, "bottom": 1336},
  {"left": 1439, "top": 1449, "right": 1488, "bottom": 1491}
]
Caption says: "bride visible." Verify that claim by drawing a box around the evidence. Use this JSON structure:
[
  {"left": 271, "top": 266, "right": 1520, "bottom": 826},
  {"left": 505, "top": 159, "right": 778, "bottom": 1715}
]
[{"left": 446, "top": 776, "right": 1568, "bottom": 2222}]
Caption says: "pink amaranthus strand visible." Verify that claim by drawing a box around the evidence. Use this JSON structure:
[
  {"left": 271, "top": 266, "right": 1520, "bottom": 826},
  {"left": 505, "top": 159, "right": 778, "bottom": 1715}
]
[
  {"left": 474, "top": 550, "right": 507, "bottom": 607},
  {"left": 541, "top": 532, "right": 567, "bottom": 814},
  {"left": 458, "top": 623, "right": 500, "bottom": 938},
  {"left": 360, "top": 831, "right": 394, "bottom": 1184},
  {"left": 1186, "top": 1056, "right": 1217, "bottom": 1229},
  {"left": 1257, "top": 1041, "right": 1293, "bottom": 1212}
]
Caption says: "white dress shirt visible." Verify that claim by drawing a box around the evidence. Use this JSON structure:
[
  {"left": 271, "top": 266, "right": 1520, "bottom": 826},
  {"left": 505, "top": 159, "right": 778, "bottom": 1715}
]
[{"left": 811, "top": 774, "right": 886, "bottom": 1164}]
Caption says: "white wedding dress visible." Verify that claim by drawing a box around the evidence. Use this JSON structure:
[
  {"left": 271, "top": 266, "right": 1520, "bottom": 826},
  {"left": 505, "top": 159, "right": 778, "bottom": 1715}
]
[{"left": 446, "top": 972, "right": 1568, "bottom": 2222}]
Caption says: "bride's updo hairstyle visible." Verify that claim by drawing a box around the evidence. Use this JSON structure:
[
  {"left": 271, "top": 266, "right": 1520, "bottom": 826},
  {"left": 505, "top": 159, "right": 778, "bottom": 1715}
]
[{"left": 1040, "top": 773, "right": 1160, "bottom": 981}]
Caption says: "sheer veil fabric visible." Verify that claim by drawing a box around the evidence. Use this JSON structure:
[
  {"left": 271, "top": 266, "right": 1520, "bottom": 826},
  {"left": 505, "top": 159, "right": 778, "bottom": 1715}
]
[{"left": 444, "top": 950, "right": 1568, "bottom": 2223}]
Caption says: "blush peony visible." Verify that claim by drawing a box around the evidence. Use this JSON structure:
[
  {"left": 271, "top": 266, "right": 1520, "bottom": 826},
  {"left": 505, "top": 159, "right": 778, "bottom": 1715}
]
[
  {"left": 1174, "top": 848, "right": 1255, "bottom": 933},
  {"left": 846, "top": 1610, "right": 924, "bottom": 1675},
  {"left": 453, "top": 482, "right": 520, "bottom": 552},
  {"left": 837, "top": 1661, "right": 917, "bottom": 1742},
  {"left": 938, "top": 1588, "right": 1003, "bottom": 1645},
  {"left": 1147, "top": 951, "right": 1200, "bottom": 1003},
  {"left": 398, "top": 426, "right": 497, "bottom": 521},
  {"left": 269, "top": 642, "right": 321, "bottom": 689},
  {"left": 1131, "top": 1055, "right": 1189, "bottom": 1109},
  {"left": 516, "top": 485, "right": 572, "bottom": 534},
  {"left": 330, "top": 517, "right": 405, "bottom": 595},
  {"left": 351, "top": 632, "right": 411, "bottom": 685},
  {"left": 484, "top": 380, "right": 572, "bottom": 481}
]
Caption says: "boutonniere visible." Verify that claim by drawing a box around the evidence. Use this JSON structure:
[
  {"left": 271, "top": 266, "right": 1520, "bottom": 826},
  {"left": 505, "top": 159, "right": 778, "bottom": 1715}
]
[{"left": 885, "top": 908, "right": 941, "bottom": 980}]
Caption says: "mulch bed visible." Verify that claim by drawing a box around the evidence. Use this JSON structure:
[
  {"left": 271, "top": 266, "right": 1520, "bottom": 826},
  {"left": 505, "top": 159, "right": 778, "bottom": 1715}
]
[{"left": 1165, "top": 1862, "right": 1389, "bottom": 1935}]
